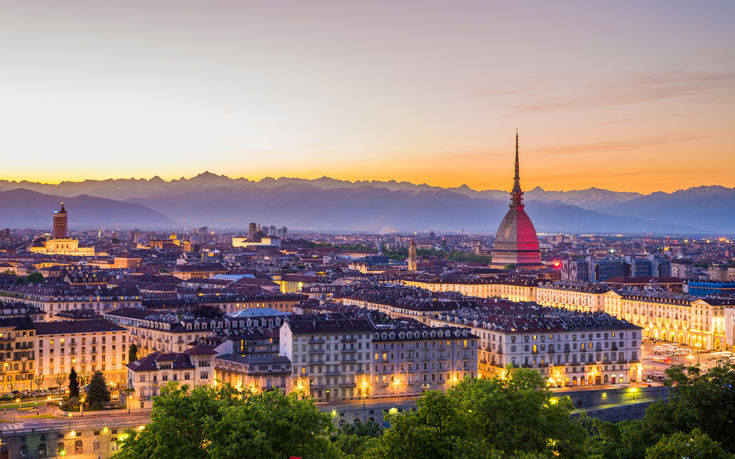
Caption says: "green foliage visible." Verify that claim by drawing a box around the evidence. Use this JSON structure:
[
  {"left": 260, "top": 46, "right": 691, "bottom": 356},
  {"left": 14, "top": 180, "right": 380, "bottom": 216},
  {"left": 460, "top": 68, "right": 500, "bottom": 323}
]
[
  {"left": 128, "top": 343, "right": 138, "bottom": 363},
  {"left": 382, "top": 246, "right": 491, "bottom": 264},
  {"left": 382, "top": 246, "right": 408, "bottom": 261},
  {"left": 116, "top": 362, "right": 735, "bottom": 458},
  {"left": 645, "top": 428, "right": 731, "bottom": 459},
  {"left": 367, "top": 369, "right": 586, "bottom": 458},
  {"left": 333, "top": 420, "right": 382, "bottom": 458},
  {"left": 643, "top": 362, "right": 735, "bottom": 452},
  {"left": 585, "top": 418, "right": 659, "bottom": 459},
  {"left": 68, "top": 368, "right": 79, "bottom": 399},
  {"left": 586, "top": 362, "right": 735, "bottom": 456},
  {"left": 118, "top": 383, "right": 339, "bottom": 459},
  {"left": 25, "top": 272, "right": 44, "bottom": 283},
  {"left": 14, "top": 272, "right": 45, "bottom": 284},
  {"left": 86, "top": 370, "right": 111, "bottom": 408}
]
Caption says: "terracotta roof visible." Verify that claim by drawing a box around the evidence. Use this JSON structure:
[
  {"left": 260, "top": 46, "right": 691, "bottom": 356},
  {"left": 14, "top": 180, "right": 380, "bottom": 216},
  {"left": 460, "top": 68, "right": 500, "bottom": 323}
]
[
  {"left": 183, "top": 344, "right": 217, "bottom": 356},
  {"left": 127, "top": 351, "right": 195, "bottom": 372},
  {"left": 34, "top": 319, "right": 125, "bottom": 335}
]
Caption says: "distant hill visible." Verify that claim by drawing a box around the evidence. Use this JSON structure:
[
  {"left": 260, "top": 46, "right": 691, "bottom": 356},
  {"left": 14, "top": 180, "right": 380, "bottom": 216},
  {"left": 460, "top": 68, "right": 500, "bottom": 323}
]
[
  {"left": 0, "top": 172, "right": 640, "bottom": 209},
  {"left": 0, "top": 174, "right": 730, "bottom": 233},
  {"left": 126, "top": 183, "right": 696, "bottom": 233},
  {"left": 600, "top": 186, "right": 735, "bottom": 233},
  {"left": 0, "top": 189, "right": 174, "bottom": 230}
]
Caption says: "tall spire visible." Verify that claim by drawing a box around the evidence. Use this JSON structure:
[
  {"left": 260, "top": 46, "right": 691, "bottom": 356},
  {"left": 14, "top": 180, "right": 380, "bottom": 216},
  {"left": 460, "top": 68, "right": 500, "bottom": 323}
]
[
  {"left": 514, "top": 130, "right": 520, "bottom": 182},
  {"left": 510, "top": 130, "right": 524, "bottom": 208}
]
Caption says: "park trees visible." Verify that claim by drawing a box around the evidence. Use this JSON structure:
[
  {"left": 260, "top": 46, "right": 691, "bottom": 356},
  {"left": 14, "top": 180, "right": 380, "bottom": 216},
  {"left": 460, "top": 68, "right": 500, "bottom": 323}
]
[
  {"left": 645, "top": 428, "right": 730, "bottom": 459},
  {"left": 128, "top": 343, "right": 138, "bottom": 363},
  {"left": 367, "top": 368, "right": 586, "bottom": 458},
  {"left": 86, "top": 370, "right": 111, "bottom": 408},
  {"left": 587, "top": 362, "right": 735, "bottom": 457},
  {"left": 68, "top": 368, "right": 79, "bottom": 399},
  {"left": 117, "top": 384, "right": 338, "bottom": 459},
  {"left": 643, "top": 362, "right": 735, "bottom": 452}
]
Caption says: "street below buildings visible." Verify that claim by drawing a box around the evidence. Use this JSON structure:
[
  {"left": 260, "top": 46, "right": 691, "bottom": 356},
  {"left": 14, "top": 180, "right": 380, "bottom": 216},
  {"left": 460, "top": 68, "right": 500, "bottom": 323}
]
[{"left": 640, "top": 339, "right": 732, "bottom": 381}]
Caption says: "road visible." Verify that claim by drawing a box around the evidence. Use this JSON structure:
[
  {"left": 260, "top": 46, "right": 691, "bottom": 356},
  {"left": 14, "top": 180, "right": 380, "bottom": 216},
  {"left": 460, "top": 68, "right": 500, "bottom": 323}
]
[
  {"left": 640, "top": 339, "right": 729, "bottom": 380},
  {"left": 0, "top": 408, "right": 152, "bottom": 434}
]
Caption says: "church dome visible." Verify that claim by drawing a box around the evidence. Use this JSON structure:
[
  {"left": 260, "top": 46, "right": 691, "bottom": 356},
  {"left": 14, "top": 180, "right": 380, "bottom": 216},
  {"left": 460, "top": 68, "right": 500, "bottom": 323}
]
[{"left": 493, "top": 207, "right": 541, "bottom": 266}]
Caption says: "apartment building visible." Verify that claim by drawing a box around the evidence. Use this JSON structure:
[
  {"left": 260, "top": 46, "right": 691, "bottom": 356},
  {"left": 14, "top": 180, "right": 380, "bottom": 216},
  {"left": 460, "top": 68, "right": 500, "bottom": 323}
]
[
  {"left": 432, "top": 304, "right": 642, "bottom": 386},
  {"left": 280, "top": 315, "right": 374, "bottom": 402},
  {"left": 370, "top": 321, "right": 477, "bottom": 398},
  {"left": 398, "top": 275, "right": 538, "bottom": 302},
  {"left": 605, "top": 291, "right": 733, "bottom": 351},
  {"left": 35, "top": 320, "right": 128, "bottom": 388},
  {"left": 214, "top": 354, "right": 291, "bottom": 394},
  {"left": 336, "top": 286, "right": 472, "bottom": 325},
  {"left": 0, "top": 317, "right": 36, "bottom": 395},
  {"left": 535, "top": 283, "right": 608, "bottom": 313},
  {"left": 104, "top": 308, "right": 285, "bottom": 357},
  {"left": 0, "top": 285, "right": 141, "bottom": 319},
  {"left": 126, "top": 344, "right": 216, "bottom": 408},
  {"left": 142, "top": 292, "right": 303, "bottom": 314}
]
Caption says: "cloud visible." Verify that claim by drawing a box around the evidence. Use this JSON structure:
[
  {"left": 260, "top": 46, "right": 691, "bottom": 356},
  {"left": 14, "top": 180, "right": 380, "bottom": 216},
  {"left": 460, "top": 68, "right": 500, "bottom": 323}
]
[
  {"left": 425, "top": 132, "right": 707, "bottom": 162},
  {"left": 476, "top": 69, "right": 735, "bottom": 113},
  {"left": 522, "top": 134, "right": 708, "bottom": 156},
  {"left": 227, "top": 141, "right": 331, "bottom": 157}
]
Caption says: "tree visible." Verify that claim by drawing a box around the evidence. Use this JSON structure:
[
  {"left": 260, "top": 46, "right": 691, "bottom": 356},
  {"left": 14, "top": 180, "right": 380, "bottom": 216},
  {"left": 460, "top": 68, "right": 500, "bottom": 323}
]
[
  {"left": 643, "top": 362, "right": 735, "bottom": 452},
  {"left": 333, "top": 420, "right": 382, "bottom": 458},
  {"left": 205, "top": 388, "right": 338, "bottom": 458},
  {"left": 117, "top": 383, "right": 339, "bottom": 459},
  {"left": 53, "top": 373, "right": 66, "bottom": 393},
  {"left": 68, "top": 368, "right": 79, "bottom": 399},
  {"left": 33, "top": 374, "right": 44, "bottom": 394},
  {"left": 645, "top": 428, "right": 729, "bottom": 459},
  {"left": 25, "top": 272, "right": 44, "bottom": 284},
  {"left": 585, "top": 418, "right": 659, "bottom": 459},
  {"left": 86, "top": 370, "right": 111, "bottom": 409},
  {"left": 368, "top": 368, "right": 586, "bottom": 458},
  {"left": 128, "top": 343, "right": 139, "bottom": 363}
]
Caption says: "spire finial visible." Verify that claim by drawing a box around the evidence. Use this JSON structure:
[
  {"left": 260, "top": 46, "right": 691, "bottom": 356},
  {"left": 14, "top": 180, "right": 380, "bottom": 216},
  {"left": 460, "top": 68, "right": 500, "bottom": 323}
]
[
  {"left": 510, "top": 130, "right": 524, "bottom": 209},
  {"left": 514, "top": 130, "right": 519, "bottom": 181}
]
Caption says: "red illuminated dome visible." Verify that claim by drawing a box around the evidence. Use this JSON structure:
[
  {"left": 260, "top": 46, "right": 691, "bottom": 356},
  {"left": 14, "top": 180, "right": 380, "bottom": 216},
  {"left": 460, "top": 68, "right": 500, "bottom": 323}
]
[{"left": 491, "top": 132, "right": 542, "bottom": 269}]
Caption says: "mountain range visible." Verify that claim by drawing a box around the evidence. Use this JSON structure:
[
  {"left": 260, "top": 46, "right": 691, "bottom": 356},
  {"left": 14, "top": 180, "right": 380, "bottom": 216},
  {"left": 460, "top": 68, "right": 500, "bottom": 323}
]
[{"left": 0, "top": 173, "right": 732, "bottom": 233}]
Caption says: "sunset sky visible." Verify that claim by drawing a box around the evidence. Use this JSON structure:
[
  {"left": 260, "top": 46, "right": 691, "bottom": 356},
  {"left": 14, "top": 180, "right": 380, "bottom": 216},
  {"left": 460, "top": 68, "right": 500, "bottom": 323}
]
[{"left": 1, "top": 1, "right": 733, "bottom": 193}]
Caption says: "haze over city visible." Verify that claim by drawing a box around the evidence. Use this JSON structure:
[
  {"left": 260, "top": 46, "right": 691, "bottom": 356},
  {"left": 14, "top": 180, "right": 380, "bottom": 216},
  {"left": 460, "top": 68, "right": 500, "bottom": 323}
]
[{"left": 2, "top": 1, "right": 734, "bottom": 192}]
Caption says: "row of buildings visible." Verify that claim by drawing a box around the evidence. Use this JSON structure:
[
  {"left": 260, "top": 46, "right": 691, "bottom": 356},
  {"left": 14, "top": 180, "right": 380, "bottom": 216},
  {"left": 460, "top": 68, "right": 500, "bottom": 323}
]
[{"left": 398, "top": 276, "right": 734, "bottom": 351}]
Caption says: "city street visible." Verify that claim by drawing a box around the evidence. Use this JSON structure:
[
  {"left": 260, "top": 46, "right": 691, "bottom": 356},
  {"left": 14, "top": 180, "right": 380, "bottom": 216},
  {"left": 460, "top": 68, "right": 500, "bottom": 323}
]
[{"left": 640, "top": 339, "right": 732, "bottom": 381}]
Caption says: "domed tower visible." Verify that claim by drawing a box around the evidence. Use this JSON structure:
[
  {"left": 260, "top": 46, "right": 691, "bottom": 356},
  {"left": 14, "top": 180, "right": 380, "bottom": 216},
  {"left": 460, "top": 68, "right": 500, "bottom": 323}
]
[{"left": 491, "top": 132, "right": 542, "bottom": 269}]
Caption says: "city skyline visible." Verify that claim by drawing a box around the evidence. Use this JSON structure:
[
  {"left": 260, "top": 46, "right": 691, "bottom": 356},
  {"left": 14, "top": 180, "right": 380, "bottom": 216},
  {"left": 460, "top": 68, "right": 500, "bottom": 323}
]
[
  {"left": 1, "top": 1, "right": 734, "bottom": 192},
  {"left": 1, "top": 3, "right": 734, "bottom": 457}
]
